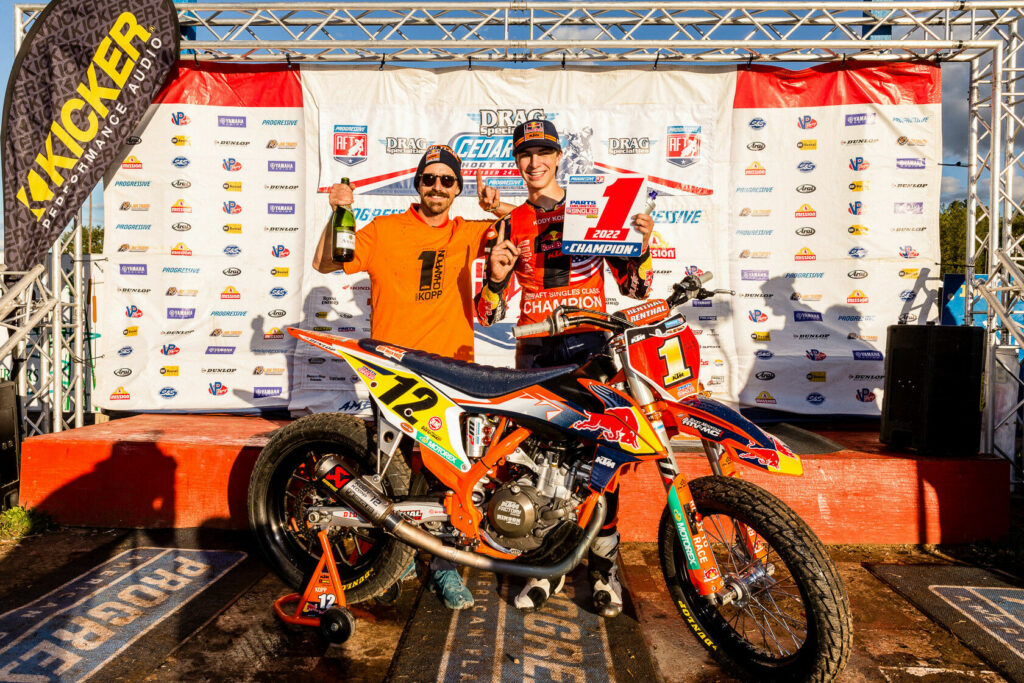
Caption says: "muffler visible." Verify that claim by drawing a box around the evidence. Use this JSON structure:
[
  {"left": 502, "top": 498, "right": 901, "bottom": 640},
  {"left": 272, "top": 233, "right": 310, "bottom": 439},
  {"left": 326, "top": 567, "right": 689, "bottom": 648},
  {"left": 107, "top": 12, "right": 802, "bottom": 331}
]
[{"left": 313, "top": 455, "right": 606, "bottom": 580}]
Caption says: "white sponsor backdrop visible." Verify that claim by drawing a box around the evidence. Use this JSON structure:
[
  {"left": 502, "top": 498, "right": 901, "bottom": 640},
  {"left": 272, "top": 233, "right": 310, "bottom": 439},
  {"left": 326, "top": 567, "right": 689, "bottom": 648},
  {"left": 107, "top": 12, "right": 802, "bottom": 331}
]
[{"left": 94, "top": 64, "right": 939, "bottom": 416}]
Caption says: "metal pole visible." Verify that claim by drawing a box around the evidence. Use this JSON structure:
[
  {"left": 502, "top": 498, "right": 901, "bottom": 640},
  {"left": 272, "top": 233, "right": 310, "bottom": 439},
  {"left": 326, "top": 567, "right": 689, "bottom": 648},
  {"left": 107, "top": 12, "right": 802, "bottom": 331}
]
[
  {"left": 73, "top": 217, "right": 84, "bottom": 428},
  {"left": 49, "top": 241, "right": 62, "bottom": 433},
  {"left": 967, "top": 56, "right": 980, "bottom": 327}
]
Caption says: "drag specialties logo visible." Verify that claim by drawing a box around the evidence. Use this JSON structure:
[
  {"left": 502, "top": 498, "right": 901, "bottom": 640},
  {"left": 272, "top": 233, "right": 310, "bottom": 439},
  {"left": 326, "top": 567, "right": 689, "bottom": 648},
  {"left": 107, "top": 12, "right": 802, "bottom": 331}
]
[
  {"left": 333, "top": 125, "right": 368, "bottom": 165},
  {"left": 478, "top": 108, "right": 545, "bottom": 136},
  {"left": 383, "top": 137, "right": 427, "bottom": 154},
  {"left": 666, "top": 126, "right": 701, "bottom": 168},
  {"left": 607, "top": 136, "right": 651, "bottom": 155}
]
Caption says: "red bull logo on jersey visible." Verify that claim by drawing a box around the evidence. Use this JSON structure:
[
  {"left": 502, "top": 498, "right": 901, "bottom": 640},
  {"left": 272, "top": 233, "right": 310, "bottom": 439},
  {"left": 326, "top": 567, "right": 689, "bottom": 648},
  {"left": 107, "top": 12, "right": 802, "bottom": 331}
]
[
  {"left": 333, "top": 125, "right": 368, "bottom": 166},
  {"left": 571, "top": 408, "right": 640, "bottom": 450}
]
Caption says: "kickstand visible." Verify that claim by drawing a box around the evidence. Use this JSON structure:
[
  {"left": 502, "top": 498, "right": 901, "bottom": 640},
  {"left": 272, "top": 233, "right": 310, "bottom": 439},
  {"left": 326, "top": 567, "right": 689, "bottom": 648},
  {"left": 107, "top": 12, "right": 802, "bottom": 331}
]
[{"left": 273, "top": 529, "right": 358, "bottom": 644}]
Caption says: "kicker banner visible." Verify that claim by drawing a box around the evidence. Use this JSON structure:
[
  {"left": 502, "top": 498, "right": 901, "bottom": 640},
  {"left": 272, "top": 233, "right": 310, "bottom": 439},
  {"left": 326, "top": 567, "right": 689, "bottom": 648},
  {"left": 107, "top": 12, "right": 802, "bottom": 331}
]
[
  {"left": 1, "top": 0, "right": 178, "bottom": 272},
  {"left": 93, "top": 61, "right": 941, "bottom": 416}
]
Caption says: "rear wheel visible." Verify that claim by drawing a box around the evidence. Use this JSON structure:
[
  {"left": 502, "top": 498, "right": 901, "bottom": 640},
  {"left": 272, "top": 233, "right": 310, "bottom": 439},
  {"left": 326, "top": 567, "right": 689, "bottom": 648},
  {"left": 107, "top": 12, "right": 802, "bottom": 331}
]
[
  {"left": 658, "top": 476, "right": 851, "bottom": 682},
  {"left": 248, "top": 413, "right": 416, "bottom": 604}
]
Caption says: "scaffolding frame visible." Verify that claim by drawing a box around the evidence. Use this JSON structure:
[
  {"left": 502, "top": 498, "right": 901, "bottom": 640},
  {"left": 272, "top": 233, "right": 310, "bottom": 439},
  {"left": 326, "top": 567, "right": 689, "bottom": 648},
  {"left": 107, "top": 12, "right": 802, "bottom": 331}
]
[{"left": 9, "top": 1, "right": 1024, "bottom": 477}]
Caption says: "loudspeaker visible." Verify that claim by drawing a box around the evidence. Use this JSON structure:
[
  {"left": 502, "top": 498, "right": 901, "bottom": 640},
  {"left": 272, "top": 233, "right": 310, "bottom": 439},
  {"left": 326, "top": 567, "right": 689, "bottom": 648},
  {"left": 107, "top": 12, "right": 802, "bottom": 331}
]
[
  {"left": 881, "top": 324, "right": 983, "bottom": 455},
  {"left": 0, "top": 382, "right": 20, "bottom": 509}
]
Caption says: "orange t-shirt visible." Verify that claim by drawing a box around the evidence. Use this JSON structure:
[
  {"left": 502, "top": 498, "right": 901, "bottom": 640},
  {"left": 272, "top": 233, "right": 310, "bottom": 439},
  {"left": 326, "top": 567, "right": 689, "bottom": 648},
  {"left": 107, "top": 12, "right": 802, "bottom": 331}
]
[{"left": 343, "top": 206, "right": 493, "bottom": 361}]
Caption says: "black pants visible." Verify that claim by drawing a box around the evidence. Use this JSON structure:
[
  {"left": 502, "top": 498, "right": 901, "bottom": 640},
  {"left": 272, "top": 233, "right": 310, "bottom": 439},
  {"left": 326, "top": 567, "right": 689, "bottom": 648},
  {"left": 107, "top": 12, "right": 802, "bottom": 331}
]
[{"left": 515, "top": 330, "right": 620, "bottom": 577}]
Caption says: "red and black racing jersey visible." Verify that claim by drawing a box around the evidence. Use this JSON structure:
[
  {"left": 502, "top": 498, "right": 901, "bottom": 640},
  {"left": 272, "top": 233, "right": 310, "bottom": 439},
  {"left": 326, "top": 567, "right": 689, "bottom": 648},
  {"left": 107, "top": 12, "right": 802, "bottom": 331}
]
[{"left": 475, "top": 198, "right": 653, "bottom": 334}]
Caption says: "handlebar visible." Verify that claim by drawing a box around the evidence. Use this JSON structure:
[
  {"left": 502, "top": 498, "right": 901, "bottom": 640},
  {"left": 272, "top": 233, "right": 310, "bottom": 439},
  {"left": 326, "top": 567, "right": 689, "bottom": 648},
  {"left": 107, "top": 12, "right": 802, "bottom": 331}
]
[{"left": 512, "top": 320, "right": 553, "bottom": 339}]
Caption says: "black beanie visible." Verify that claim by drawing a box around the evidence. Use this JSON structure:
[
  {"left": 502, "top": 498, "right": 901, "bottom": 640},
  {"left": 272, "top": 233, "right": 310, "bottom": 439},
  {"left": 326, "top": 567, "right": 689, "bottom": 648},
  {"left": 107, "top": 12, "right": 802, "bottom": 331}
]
[{"left": 414, "top": 144, "right": 463, "bottom": 193}]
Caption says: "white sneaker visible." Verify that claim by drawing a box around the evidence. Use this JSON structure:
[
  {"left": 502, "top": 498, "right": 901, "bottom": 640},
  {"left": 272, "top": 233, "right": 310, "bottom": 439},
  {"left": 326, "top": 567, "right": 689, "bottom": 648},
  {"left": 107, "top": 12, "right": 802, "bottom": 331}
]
[
  {"left": 514, "top": 575, "right": 566, "bottom": 611},
  {"left": 592, "top": 566, "right": 623, "bottom": 618}
]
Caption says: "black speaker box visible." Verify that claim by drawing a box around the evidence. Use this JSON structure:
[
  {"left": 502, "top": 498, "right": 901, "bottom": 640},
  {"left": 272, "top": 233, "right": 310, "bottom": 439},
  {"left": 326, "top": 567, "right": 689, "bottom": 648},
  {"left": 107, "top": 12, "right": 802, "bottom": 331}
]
[
  {"left": 881, "top": 324, "right": 983, "bottom": 456},
  {"left": 0, "top": 382, "right": 20, "bottom": 508}
]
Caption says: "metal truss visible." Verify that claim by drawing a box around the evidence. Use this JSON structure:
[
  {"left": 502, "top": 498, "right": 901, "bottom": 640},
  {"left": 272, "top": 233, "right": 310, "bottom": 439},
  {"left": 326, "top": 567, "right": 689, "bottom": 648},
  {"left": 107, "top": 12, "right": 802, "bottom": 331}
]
[
  {"left": 9, "top": 2, "right": 1024, "bottom": 63},
  {"left": 10, "top": 1, "right": 1024, "bottom": 478},
  {"left": 0, "top": 223, "right": 89, "bottom": 440}
]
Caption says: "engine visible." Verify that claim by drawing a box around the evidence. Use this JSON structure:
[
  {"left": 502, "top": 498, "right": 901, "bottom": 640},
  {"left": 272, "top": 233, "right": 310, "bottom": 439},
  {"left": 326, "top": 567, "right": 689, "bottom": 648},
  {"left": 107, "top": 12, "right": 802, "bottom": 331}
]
[{"left": 479, "top": 437, "right": 591, "bottom": 554}]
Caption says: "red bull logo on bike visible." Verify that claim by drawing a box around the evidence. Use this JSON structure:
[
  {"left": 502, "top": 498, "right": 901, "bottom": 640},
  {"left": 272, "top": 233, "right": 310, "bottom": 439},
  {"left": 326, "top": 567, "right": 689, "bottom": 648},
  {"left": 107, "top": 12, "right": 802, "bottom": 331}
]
[
  {"left": 571, "top": 409, "right": 640, "bottom": 450},
  {"left": 740, "top": 447, "right": 781, "bottom": 470}
]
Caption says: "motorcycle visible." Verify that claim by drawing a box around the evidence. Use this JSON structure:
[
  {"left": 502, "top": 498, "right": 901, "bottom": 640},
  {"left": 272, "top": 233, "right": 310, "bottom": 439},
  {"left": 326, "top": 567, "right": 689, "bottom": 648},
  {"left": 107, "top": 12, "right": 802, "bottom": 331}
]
[{"left": 248, "top": 272, "right": 852, "bottom": 681}]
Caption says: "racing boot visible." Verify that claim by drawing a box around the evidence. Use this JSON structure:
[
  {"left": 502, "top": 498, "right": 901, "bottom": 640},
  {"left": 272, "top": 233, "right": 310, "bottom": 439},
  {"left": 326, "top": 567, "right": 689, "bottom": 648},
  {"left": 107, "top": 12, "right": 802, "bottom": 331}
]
[
  {"left": 589, "top": 530, "right": 623, "bottom": 618},
  {"left": 514, "top": 575, "right": 566, "bottom": 612}
]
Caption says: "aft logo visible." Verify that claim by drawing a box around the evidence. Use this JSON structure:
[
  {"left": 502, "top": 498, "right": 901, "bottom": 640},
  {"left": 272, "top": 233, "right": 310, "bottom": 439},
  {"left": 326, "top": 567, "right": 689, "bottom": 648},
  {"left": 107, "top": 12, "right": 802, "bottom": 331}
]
[
  {"left": 666, "top": 126, "right": 701, "bottom": 168},
  {"left": 333, "top": 125, "right": 368, "bottom": 165}
]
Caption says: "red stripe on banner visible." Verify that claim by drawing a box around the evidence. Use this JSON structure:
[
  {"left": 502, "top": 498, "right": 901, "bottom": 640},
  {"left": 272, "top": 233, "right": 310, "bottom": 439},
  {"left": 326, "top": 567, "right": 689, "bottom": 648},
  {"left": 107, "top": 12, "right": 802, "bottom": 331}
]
[
  {"left": 593, "top": 162, "right": 713, "bottom": 196},
  {"left": 733, "top": 61, "right": 940, "bottom": 109},
  {"left": 317, "top": 168, "right": 417, "bottom": 193},
  {"left": 154, "top": 62, "right": 302, "bottom": 107}
]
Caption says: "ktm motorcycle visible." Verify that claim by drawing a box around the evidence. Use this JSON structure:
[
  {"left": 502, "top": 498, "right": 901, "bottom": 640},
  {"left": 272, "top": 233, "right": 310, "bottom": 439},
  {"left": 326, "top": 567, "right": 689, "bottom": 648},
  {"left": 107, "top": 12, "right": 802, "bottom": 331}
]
[{"left": 248, "top": 272, "right": 852, "bottom": 681}]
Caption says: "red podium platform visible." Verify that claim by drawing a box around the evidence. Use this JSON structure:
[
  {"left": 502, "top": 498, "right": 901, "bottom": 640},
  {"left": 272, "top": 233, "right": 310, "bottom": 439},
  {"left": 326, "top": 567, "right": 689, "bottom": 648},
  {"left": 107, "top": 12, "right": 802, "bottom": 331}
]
[{"left": 18, "top": 414, "right": 1010, "bottom": 544}]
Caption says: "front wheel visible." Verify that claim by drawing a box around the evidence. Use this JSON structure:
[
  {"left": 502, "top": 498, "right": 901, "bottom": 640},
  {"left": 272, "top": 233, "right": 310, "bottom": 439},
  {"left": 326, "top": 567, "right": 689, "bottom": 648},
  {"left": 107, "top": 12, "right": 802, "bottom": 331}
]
[{"left": 658, "top": 476, "right": 852, "bottom": 682}]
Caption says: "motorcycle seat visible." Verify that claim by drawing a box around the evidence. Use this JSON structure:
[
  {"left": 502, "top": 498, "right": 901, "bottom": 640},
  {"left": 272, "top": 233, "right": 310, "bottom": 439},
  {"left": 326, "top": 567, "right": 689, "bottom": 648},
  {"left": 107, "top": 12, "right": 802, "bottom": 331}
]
[{"left": 357, "top": 339, "right": 579, "bottom": 398}]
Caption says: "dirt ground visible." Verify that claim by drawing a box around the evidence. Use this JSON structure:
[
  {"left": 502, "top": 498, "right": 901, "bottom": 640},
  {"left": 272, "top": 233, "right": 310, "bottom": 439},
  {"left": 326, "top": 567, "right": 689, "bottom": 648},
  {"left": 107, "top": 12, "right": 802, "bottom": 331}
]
[{"left": 0, "top": 514, "right": 1020, "bottom": 682}]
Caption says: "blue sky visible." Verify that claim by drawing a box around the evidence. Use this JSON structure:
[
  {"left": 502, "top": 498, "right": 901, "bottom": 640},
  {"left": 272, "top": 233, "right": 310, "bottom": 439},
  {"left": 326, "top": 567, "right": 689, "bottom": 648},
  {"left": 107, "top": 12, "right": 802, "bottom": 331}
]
[{"left": 0, "top": 0, "right": 973, "bottom": 235}]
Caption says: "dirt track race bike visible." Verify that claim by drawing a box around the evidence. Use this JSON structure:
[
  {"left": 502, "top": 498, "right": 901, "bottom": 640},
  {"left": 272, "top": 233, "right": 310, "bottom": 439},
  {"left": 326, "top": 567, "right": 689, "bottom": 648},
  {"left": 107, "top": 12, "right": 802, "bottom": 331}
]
[{"left": 248, "top": 272, "right": 853, "bottom": 681}]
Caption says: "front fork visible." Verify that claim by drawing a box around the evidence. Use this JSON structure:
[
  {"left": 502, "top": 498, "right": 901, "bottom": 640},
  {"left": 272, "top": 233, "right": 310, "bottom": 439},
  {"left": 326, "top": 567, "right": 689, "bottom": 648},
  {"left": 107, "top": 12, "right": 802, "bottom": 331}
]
[{"left": 644, "top": 404, "right": 767, "bottom": 601}]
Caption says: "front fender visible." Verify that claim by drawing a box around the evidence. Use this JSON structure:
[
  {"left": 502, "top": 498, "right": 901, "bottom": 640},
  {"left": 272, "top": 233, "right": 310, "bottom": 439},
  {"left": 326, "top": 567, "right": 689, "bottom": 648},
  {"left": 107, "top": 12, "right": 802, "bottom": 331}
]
[{"left": 662, "top": 396, "right": 802, "bottom": 476}]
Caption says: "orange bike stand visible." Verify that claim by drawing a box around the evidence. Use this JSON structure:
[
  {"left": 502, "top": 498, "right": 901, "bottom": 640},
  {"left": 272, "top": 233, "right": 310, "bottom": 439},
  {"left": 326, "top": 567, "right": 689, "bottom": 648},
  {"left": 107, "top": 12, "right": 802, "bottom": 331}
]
[{"left": 273, "top": 529, "right": 356, "bottom": 644}]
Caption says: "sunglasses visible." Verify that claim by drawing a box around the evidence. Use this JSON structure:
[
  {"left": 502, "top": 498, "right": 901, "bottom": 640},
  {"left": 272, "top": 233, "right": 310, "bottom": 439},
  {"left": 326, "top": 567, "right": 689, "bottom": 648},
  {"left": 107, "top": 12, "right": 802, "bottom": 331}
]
[{"left": 420, "top": 173, "right": 458, "bottom": 189}]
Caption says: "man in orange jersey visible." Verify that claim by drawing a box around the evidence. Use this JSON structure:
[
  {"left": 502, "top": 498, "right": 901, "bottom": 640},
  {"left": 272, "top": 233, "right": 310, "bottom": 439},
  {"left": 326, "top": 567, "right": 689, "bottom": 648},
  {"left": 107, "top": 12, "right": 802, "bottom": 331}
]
[
  {"left": 313, "top": 144, "right": 511, "bottom": 610},
  {"left": 475, "top": 119, "right": 655, "bottom": 618}
]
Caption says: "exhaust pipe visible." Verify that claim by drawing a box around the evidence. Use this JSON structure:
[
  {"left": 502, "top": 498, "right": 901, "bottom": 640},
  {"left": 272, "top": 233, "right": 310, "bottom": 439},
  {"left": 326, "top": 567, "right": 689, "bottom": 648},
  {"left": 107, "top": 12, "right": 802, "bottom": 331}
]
[{"left": 314, "top": 456, "right": 606, "bottom": 580}]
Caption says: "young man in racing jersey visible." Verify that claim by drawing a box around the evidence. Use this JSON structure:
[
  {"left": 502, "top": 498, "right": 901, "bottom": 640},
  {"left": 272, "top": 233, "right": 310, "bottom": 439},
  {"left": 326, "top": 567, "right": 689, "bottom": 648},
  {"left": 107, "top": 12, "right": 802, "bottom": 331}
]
[
  {"left": 313, "top": 145, "right": 511, "bottom": 610},
  {"left": 474, "top": 119, "right": 655, "bottom": 618}
]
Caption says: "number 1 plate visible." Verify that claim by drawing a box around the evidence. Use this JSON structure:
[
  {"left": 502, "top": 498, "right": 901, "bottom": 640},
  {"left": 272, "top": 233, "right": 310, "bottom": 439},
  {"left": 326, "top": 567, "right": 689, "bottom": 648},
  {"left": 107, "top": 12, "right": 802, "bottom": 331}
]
[{"left": 562, "top": 174, "right": 648, "bottom": 258}]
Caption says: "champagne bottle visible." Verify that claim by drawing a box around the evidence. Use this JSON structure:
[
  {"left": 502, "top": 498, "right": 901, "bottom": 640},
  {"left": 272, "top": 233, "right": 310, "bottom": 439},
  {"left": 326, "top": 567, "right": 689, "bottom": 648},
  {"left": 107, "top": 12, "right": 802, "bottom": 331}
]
[{"left": 332, "top": 177, "right": 355, "bottom": 263}]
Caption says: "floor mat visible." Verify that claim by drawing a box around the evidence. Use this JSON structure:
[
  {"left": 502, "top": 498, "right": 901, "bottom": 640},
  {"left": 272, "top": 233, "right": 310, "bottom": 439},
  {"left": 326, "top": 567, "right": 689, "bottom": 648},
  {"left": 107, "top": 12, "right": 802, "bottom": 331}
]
[
  {"left": 388, "top": 565, "right": 658, "bottom": 682},
  {"left": 867, "top": 563, "right": 1024, "bottom": 683},
  {"left": 0, "top": 544, "right": 264, "bottom": 681}
]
